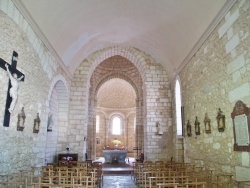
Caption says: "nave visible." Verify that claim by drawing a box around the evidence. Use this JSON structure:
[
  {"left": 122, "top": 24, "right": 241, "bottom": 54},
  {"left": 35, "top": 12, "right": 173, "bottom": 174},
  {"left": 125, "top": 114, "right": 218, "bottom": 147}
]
[{"left": 0, "top": 157, "right": 240, "bottom": 188}]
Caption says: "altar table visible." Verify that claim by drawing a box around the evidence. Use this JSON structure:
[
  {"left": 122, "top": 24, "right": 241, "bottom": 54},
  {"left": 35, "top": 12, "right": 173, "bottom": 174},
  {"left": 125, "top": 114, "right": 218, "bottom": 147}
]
[{"left": 103, "top": 150, "right": 128, "bottom": 163}]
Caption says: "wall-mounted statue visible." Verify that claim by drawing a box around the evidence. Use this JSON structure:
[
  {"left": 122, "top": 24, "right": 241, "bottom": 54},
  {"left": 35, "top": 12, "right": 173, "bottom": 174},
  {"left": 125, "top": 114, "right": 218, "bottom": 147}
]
[
  {"left": 217, "top": 108, "right": 225, "bottom": 132},
  {"left": 5, "top": 63, "right": 24, "bottom": 114},
  {"left": 194, "top": 116, "right": 200, "bottom": 135},
  {"left": 204, "top": 113, "right": 211, "bottom": 134},
  {"left": 156, "top": 121, "right": 163, "bottom": 135},
  {"left": 33, "top": 113, "right": 40, "bottom": 133},
  {"left": 47, "top": 112, "right": 53, "bottom": 132},
  {"left": 187, "top": 120, "right": 192, "bottom": 137},
  {"left": 17, "top": 107, "right": 26, "bottom": 131}
]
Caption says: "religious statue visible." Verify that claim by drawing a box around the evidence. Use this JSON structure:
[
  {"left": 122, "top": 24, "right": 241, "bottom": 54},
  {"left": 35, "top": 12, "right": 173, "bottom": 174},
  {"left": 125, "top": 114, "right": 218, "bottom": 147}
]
[
  {"left": 33, "top": 113, "right": 40, "bottom": 133},
  {"left": 194, "top": 116, "right": 200, "bottom": 135},
  {"left": 47, "top": 112, "right": 53, "bottom": 132},
  {"left": 17, "top": 107, "right": 26, "bottom": 131},
  {"left": 156, "top": 121, "right": 163, "bottom": 135},
  {"left": 204, "top": 113, "right": 211, "bottom": 134},
  {"left": 186, "top": 120, "right": 192, "bottom": 137},
  {"left": 5, "top": 63, "right": 24, "bottom": 114},
  {"left": 217, "top": 108, "right": 225, "bottom": 132}
]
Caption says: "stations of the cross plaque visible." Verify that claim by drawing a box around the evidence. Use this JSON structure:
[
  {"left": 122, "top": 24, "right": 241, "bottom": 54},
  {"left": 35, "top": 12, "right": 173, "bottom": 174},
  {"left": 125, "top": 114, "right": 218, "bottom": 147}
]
[{"left": 0, "top": 51, "right": 25, "bottom": 127}]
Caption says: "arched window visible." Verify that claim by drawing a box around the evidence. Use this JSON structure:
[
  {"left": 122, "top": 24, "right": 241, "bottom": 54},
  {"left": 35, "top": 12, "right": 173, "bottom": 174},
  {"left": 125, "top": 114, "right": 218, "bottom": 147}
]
[
  {"left": 96, "top": 115, "right": 100, "bottom": 133},
  {"left": 112, "top": 116, "right": 121, "bottom": 135},
  {"left": 175, "top": 79, "right": 183, "bottom": 136}
]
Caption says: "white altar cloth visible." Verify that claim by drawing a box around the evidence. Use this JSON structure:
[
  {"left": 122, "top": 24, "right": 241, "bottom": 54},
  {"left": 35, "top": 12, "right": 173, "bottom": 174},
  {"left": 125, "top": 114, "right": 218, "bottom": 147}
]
[{"left": 102, "top": 150, "right": 128, "bottom": 163}]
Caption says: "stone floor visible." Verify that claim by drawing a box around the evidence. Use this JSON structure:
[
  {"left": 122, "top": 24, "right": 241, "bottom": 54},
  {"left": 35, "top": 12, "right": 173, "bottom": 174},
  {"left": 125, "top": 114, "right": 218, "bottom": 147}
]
[
  {"left": 102, "top": 174, "right": 136, "bottom": 188},
  {"left": 95, "top": 157, "right": 137, "bottom": 187}
]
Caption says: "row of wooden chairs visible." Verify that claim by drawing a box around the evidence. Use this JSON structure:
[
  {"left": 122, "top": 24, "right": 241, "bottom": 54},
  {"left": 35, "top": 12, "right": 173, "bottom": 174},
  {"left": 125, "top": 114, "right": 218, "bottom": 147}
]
[
  {"left": 131, "top": 160, "right": 235, "bottom": 188},
  {"left": 0, "top": 161, "right": 103, "bottom": 188}
]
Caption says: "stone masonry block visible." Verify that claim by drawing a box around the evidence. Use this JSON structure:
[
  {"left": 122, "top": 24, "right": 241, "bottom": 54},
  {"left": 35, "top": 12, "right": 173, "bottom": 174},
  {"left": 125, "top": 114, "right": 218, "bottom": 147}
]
[
  {"left": 227, "top": 54, "right": 245, "bottom": 74},
  {"left": 228, "top": 83, "right": 250, "bottom": 103},
  {"left": 218, "top": 9, "right": 239, "bottom": 38},
  {"left": 226, "top": 34, "right": 240, "bottom": 54}
]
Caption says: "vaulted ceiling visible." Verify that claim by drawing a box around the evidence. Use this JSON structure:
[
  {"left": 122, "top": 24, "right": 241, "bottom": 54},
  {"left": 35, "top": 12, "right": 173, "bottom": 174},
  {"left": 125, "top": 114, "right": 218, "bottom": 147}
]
[
  {"left": 14, "top": 0, "right": 235, "bottom": 81},
  {"left": 97, "top": 78, "right": 136, "bottom": 109}
]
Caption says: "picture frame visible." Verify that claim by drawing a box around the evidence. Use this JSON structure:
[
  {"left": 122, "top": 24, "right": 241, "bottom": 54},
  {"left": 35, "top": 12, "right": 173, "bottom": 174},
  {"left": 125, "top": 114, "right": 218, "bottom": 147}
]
[{"left": 231, "top": 100, "right": 250, "bottom": 151}]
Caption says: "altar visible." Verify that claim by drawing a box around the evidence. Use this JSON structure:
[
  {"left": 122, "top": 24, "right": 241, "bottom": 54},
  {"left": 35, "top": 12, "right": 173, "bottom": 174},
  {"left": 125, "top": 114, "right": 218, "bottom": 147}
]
[{"left": 103, "top": 149, "right": 128, "bottom": 163}]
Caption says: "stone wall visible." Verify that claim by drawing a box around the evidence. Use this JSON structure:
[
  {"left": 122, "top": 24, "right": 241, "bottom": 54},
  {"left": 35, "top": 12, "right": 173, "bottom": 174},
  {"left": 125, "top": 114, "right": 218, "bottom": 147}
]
[
  {"left": 177, "top": 0, "right": 250, "bottom": 177},
  {"left": 0, "top": 1, "right": 70, "bottom": 173}
]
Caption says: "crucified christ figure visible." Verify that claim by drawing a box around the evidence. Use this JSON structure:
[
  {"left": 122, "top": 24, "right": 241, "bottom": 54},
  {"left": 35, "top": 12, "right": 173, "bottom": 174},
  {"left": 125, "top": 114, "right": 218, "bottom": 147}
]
[{"left": 5, "top": 63, "right": 24, "bottom": 113}]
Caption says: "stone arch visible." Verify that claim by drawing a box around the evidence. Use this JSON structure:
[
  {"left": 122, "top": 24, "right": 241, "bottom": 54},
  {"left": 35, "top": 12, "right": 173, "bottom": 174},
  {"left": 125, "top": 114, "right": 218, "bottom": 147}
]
[
  {"left": 109, "top": 112, "right": 126, "bottom": 120},
  {"left": 45, "top": 75, "right": 69, "bottom": 163},
  {"left": 84, "top": 46, "right": 149, "bottom": 86},
  {"left": 47, "top": 75, "right": 69, "bottom": 103},
  {"left": 70, "top": 45, "right": 172, "bottom": 161},
  {"left": 95, "top": 73, "right": 139, "bottom": 97},
  {"left": 71, "top": 46, "right": 148, "bottom": 121}
]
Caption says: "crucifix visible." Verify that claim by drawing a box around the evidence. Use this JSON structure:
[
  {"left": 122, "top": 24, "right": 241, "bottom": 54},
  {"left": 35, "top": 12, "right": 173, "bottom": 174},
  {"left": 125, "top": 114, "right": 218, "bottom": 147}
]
[
  {"left": 0, "top": 51, "right": 25, "bottom": 127},
  {"left": 133, "top": 146, "right": 141, "bottom": 159}
]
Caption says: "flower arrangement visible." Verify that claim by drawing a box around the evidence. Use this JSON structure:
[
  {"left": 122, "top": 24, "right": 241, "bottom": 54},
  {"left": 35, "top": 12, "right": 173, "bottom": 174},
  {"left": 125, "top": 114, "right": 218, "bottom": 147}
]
[{"left": 111, "top": 139, "right": 121, "bottom": 145}]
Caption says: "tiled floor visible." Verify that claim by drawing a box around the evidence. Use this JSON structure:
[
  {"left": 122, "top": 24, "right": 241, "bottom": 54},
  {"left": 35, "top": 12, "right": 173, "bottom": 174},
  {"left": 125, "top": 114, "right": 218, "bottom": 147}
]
[{"left": 102, "top": 174, "right": 136, "bottom": 188}]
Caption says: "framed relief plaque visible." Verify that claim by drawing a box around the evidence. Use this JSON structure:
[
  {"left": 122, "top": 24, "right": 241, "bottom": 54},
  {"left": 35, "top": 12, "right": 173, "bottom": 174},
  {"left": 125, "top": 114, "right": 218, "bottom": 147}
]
[{"left": 231, "top": 100, "right": 250, "bottom": 151}]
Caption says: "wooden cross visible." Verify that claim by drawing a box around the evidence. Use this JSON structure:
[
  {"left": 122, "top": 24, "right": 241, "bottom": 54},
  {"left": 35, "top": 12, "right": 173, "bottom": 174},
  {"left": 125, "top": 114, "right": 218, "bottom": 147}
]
[
  {"left": 133, "top": 146, "right": 141, "bottom": 158},
  {"left": 0, "top": 51, "right": 25, "bottom": 127}
]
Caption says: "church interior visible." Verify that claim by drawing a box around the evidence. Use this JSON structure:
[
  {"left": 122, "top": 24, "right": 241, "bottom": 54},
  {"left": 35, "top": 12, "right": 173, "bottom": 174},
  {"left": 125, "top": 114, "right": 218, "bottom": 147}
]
[{"left": 0, "top": 0, "right": 250, "bottom": 187}]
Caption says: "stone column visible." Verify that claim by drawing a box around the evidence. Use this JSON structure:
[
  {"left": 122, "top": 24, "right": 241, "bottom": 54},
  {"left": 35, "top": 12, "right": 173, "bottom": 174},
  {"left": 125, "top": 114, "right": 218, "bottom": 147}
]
[{"left": 105, "top": 118, "right": 109, "bottom": 146}]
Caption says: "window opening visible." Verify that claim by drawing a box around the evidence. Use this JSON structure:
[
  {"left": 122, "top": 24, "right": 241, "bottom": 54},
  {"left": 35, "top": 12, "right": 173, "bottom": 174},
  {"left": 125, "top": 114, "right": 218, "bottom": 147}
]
[
  {"left": 96, "top": 115, "right": 100, "bottom": 133},
  {"left": 175, "top": 80, "right": 183, "bottom": 136},
  {"left": 112, "top": 116, "right": 121, "bottom": 135}
]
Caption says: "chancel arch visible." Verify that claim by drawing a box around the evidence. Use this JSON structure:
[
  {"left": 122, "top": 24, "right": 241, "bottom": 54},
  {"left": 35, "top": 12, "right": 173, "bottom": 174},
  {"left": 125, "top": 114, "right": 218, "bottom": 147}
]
[{"left": 70, "top": 46, "right": 172, "bottom": 161}]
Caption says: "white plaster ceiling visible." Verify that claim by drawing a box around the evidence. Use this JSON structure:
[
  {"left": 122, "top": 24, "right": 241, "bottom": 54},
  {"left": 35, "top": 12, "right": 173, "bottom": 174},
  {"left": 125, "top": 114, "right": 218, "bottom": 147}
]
[{"left": 15, "top": 0, "right": 234, "bottom": 80}]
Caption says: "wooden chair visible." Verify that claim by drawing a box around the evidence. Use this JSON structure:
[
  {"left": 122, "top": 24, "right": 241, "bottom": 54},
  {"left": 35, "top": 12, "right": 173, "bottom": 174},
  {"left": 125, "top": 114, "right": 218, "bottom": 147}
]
[
  {"left": 136, "top": 165, "right": 146, "bottom": 187},
  {"left": 148, "top": 171, "right": 177, "bottom": 188},
  {"left": 131, "top": 161, "right": 142, "bottom": 180},
  {"left": 18, "top": 169, "right": 41, "bottom": 187},
  {"left": 142, "top": 170, "right": 156, "bottom": 188},
  {"left": 92, "top": 161, "right": 103, "bottom": 187},
  {"left": 157, "top": 182, "right": 179, "bottom": 188},
  {"left": 211, "top": 173, "right": 234, "bottom": 188},
  {"left": 40, "top": 165, "right": 55, "bottom": 185},
  {"left": 184, "top": 181, "right": 207, "bottom": 188},
  {"left": 0, "top": 173, "right": 25, "bottom": 188},
  {"left": 77, "top": 161, "right": 90, "bottom": 168}
]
